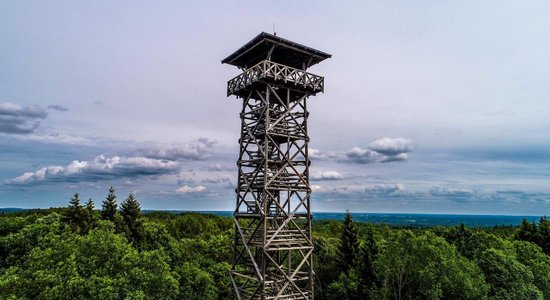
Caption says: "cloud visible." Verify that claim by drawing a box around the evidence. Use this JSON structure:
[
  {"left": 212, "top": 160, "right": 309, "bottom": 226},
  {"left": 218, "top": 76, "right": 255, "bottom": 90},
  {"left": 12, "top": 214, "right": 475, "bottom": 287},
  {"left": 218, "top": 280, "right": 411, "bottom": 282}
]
[
  {"left": 344, "top": 137, "right": 413, "bottom": 164},
  {"left": 344, "top": 147, "right": 386, "bottom": 164},
  {"left": 175, "top": 185, "right": 206, "bottom": 193},
  {"left": 314, "top": 184, "right": 367, "bottom": 194},
  {"left": 491, "top": 190, "right": 550, "bottom": 204},
  {"left": 6, "top": 155, "right": 180, "bottom": 185},
  {"left": 10, "top": 132, "right": 96, "bottom": 145},
  {"left": 311, "top": 170, "right": 344, "bottom": 180},
  {"left": 310, "top": 138, "right": 412, "bottom": 164},
  {"left": 201, "top": 175, "right": 232, "bottom": 184},
  {"left": 135, "top": 138, "right": 216, "bottom": 161},
  {"left": 368, "top": 137, "right": 413, "bottom": 156},
  {"left": 430, "top": 187, "right": 476, "bottom": 198},
  {"left": 310, "top": 148, "right": 339, "bottom": 160},
  {"left": 0, "top": 102, "right": 47, "bottom": 134},
  {"left": 429, "top": 187, "right": 477, "bottom": 203},
  {"left": 47, "top": 105, "right": 69, "bottom": 112},
  {"left": 364, "top": 183, "right": 406, "bottom": 196},
  {"left": 310, "top": 184, "right": 322, "bottom": 192},
  {"left": 207, "top": 164, "right": 232, "bottom": 171}
]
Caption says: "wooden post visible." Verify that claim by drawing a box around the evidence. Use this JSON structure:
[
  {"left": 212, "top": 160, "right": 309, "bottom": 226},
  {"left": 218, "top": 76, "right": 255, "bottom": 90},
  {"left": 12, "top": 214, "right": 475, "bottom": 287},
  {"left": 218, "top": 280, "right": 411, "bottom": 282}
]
[{"left": 223, "top": 32, "right": 330, "bottom": 300}]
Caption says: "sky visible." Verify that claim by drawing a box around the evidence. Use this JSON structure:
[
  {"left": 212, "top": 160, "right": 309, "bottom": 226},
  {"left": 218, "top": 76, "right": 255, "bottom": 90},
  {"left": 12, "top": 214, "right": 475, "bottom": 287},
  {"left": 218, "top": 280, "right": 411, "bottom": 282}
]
[{"left": 1, "top": 1, "right": 550, "bottom": 215}]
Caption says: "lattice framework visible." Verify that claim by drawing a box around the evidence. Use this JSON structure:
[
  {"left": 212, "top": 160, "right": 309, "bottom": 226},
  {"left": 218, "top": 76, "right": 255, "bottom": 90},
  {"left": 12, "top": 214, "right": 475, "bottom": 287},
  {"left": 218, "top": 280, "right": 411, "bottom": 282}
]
[{"left": 223, "top": 33, "right": 330, "bottom": 300}]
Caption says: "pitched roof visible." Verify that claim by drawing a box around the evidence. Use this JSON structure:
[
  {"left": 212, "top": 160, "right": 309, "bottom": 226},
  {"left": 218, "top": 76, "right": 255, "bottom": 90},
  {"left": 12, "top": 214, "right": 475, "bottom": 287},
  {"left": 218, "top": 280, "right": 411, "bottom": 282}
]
[{"left": 222, "top": 32, "right": 331, "bottom": 69}]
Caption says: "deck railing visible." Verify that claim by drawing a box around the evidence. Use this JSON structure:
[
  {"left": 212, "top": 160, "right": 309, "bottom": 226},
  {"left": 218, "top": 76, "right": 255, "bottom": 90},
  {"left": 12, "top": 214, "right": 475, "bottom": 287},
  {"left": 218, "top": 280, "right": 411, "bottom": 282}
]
[{"left": 227, "top": 60, "right": 325, "bottom": 96}]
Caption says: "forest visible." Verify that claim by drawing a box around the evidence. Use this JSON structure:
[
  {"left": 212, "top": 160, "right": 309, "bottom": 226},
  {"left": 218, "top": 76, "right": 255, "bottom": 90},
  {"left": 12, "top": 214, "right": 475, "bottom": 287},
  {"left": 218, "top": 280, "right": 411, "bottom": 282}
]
[{"left": 1, "top": 188, "right": 549, "bottom": 300}]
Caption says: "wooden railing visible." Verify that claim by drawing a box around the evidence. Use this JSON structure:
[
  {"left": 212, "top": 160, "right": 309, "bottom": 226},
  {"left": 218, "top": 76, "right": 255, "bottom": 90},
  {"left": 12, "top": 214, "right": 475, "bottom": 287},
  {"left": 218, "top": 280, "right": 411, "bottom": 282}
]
[{"left": 227, "top": 60, "right": 325, "bottom": 96}]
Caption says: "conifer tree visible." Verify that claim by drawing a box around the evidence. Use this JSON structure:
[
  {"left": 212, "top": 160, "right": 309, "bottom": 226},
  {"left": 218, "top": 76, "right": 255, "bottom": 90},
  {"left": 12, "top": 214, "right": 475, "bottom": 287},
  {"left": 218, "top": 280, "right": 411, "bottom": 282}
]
[
  {"left": 516, "top": 219, "right": 537, "bottom": 243},
  {"left": 340, "top": 211, "right": 360, "bottom": 273},
  {"left": 537, "top": 216, "right": 550, "bottom": 255},
  {"left": 83, "top": 198, "right": 97, "bottom": 233},
  {"left": 101, "top": 186, "right": 118, "bottom": 221},
  {"left": 359, "top": 228, "right": 379, "bottom": 297},
  {"left": 85, "top": 198, "right": 94, "bottom": 213},
  {"left": 63, "top": 193, "right": 85, "bottom": 233},
  {"left": 120, "top": 193, "right": 143, "bottom": 247}
]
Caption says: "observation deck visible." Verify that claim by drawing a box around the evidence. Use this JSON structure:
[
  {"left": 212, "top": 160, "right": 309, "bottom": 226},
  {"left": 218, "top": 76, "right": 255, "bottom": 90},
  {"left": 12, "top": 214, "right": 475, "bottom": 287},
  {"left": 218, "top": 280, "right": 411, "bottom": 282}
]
[
  {"left": 227, "top": 59, "right": 325, "bottom": 97},
  {"left": 223, "top": 32, "right": 331, "bottom": 99}
]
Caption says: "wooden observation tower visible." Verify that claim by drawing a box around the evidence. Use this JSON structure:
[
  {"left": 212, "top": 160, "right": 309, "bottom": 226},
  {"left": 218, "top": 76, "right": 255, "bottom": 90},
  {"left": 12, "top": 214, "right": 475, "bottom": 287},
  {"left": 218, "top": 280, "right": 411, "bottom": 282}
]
[{"left": 222, "top": 32, "right": 331, "bottom": 299}]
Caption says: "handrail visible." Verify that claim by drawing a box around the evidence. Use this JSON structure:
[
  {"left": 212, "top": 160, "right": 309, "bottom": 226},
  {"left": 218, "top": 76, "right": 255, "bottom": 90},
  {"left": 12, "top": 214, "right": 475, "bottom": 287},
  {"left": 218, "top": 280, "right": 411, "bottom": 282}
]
[{"left": 227, "top": 60, "right": 325, "bottom": 96}]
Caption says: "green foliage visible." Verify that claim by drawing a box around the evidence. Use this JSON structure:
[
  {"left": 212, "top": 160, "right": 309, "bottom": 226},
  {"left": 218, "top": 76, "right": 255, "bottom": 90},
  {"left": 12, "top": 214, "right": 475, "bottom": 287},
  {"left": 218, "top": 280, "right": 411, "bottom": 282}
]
[
  {"left": 452, "top": 230, "right": 514, "bottom": 259},
  {"left": 376, "top": 231, "right": 488, "bottom": 300},
  {"left": 516, "top": 219, "right": 537, "bottom": 242},
  {"left": 313, "top": 235, "right": 341, "bottom": 298},
  {"left": 516, "top": 217, "right": 550, "bottom": 255},
  {"left": 513, "top": 241, "right": 550, "bottom": 299},
  {"left": 538, "top": 217, "right": 550, "bottom": 254},
  {"left": 0, "top": 213, "right": 63, "bottom": 269},
  {"left": 60, "top": 194, "right": 97, "bottom": 235},
  {"left": 140, "top": 219, "right": 173, "bottom": 251},
  {"left": 0, "top": 220, "right": 179, "bottom": 299},
  {"left": 63, "top": 193, "right": 86, "bottom": 234},
  {"left": 175, "top": 262, "right": 217, "bottom": 300},
  {"left": 0, "top": 215, "right": 33, "bottom": 236},
  {"left": 0, "top": 192, "right": 236, "bottom": 299},
  {"left": 167, "top": 212, "right": 232, "bottom": 239},
  {"left": 2, "top": 197, "right": 550, "bottom": 300},
  {"left": 340, "top": 212, "right": 360, "bottom": 272},
  {"left": 326, "top": 270, "right": 361, "bottom": 300},
  {"left": 101, "top": 186, "right": 118, "bottom": 222},
  {"left": 84, "top": 198, "right": 98, "bottom": 232},
  {"left": 358, "top": 228, "right": 379, "bottom": 297},
  {"left": 476, "top": 248, "right": 542, "bottom": 299},
  {"left": 120, "top": 193, "right": 143, "bottom": 248}
]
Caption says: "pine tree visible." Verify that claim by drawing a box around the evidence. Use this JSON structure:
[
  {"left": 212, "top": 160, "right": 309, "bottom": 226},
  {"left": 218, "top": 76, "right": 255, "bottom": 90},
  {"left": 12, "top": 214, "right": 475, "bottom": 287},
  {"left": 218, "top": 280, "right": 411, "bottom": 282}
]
[
  {"left": 83, "top": 198, "right": 97, "bottom": 233},
  {"left": 120, "top": 193, "right": 143, "bottom": 247},
  {"left": 359, "top": 228, "right": 379, "bottom": 298},
  {"left": 516, "top": 219, "right": 537, "bottom": 243},
  {"left": 101, "top": 186, "right": 118, "bottom": 221},
  {"left": 63, "top": 193, "right": 85, "bottom": 233},
  {"left": 537, "top": 216, "right": 550, "bottom": 255},
  {"left": 340, "top": 211, "right": 360, "bottom": 273}
]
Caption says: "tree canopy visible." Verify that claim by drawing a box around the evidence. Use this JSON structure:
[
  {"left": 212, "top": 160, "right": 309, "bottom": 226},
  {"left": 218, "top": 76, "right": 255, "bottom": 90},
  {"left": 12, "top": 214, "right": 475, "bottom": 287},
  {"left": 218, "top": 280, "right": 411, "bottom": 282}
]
[{"left": 1, "top": 189, "right": 549, "bottom": 299}]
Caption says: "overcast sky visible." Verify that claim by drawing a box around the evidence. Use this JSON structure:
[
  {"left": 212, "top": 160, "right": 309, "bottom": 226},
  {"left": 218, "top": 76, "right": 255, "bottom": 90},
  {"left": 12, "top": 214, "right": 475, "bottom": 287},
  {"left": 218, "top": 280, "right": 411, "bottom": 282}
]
[{"left": 1, "top": 1, "right": 550, "bottom": 215}]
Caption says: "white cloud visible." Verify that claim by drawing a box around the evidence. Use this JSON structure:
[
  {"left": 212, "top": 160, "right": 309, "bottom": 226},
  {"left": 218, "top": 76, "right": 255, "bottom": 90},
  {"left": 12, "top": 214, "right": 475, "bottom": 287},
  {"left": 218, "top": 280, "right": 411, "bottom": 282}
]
[
  {"left": 135, "top": 138, "right": 216, "bottom": 161},
  {"left": 310, "top": 148, "right": 339, "bottom": 160},
  {"left": 344, "top": 147, "right": 384, "bottom": 164},
  {"left": 310, "top": 184, "right": 323, "bottom": 192},
  {"left": 364, "top": 183, "right": 405, "bottom": 195},
  {"left": 175, "top": 185, "right": 206, "bottom": 193},
  {"left": 343, "top": 137, "right": 413, "bottom": 164},
  {"left": 6, "top": 155, "right": 180, "bottom": 185},
  {"left": 368, "top": 137, "right": 413, "bottom": 156},
  {"left": 430, "top": 187, "right": 475, "bottom": 198},
  {"left": 3, "top": 132, "right": 98, "bottom": 145},
  {"left": 310, "top": 138, "right": 413, "bottom": 164},
  {"left": 311, "top": 170, "right": 344, "bottom": 180},
  {"left": 315, "top": 184, "right": 367, "bottom": 194}
]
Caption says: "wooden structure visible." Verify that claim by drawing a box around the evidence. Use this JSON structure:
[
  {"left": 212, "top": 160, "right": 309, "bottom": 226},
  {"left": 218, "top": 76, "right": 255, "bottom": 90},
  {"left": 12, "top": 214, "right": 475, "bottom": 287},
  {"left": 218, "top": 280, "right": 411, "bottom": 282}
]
[{"left": 222, "top": 32, "right": 330, "bottom": 299}]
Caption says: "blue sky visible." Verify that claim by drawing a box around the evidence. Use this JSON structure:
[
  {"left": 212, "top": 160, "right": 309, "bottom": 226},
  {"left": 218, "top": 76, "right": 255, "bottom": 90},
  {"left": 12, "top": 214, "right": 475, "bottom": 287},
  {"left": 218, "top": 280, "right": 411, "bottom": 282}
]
[{"left": 1, "top": 1, "right": 550, "bottom": 214}]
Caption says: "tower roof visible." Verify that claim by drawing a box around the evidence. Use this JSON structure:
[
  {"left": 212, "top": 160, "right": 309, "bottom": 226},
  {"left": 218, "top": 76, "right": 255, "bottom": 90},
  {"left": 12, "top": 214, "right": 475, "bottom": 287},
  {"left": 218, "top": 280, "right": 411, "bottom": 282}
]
[{"left": 221, "top": 32, "right": 331, "bottom": 69}]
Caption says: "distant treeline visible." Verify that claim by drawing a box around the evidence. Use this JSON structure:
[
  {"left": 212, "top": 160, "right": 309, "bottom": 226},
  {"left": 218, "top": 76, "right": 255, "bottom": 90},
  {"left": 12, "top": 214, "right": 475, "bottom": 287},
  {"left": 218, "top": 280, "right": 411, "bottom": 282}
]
[{"left": 0, "top": 187, "right": 549, "bottom": 299}]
